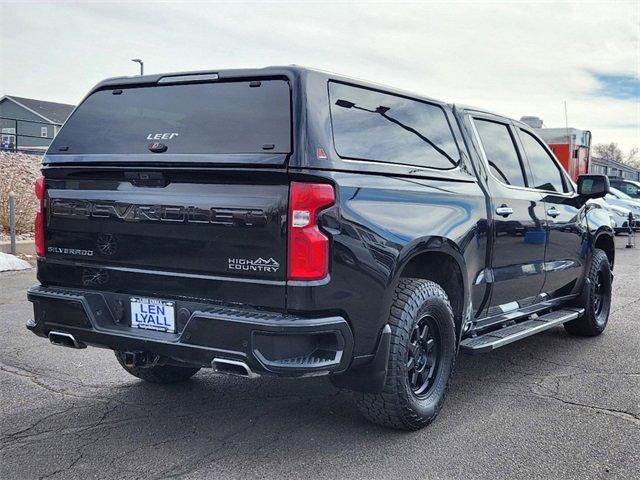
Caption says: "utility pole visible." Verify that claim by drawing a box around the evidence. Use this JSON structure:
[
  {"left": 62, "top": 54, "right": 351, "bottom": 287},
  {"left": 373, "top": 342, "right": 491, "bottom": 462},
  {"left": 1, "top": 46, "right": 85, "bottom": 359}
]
[{"left": 131, "top": 59, "right": 144, "bottom": 76}]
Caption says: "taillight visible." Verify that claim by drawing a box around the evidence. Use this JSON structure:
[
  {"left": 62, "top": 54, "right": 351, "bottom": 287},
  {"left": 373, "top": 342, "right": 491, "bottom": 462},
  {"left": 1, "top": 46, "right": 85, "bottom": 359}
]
[
  {"left": 288, "top": 182, "right": 335, "bottom": 280},
  {"left": 35, "top": 176, "right": 45, "bottom": 257}
]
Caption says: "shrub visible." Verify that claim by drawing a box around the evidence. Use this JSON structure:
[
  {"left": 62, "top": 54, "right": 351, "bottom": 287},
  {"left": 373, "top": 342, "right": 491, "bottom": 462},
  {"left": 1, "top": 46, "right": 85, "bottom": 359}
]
[{"left": 0, "top": 152, "right": 43, "bottom": 236}]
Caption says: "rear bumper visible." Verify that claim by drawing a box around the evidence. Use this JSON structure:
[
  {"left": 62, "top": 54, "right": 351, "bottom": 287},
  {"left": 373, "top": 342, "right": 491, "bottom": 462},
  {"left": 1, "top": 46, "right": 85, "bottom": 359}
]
[{"left": 27, "top": 285, "right": 353, "bottom": 377}]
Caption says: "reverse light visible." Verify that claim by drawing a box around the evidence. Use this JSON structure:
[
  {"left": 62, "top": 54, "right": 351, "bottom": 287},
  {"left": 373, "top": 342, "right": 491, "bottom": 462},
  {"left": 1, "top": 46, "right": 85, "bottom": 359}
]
[
  {"left": 35, "top": 176, "right": 45, "bottom": 257},
  {"left": 288, "top": 182, "right": 335, "bottom": 281}
]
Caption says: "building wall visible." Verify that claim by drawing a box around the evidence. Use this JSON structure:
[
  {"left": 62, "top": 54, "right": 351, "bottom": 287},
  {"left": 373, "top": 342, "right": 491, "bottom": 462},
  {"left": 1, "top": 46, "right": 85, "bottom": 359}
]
[
  {"left": 0, "top": 99, "right": 57, "bottom": 149},
  {"left": 591, "top": 156, "right": 640, "bottom": 181}
]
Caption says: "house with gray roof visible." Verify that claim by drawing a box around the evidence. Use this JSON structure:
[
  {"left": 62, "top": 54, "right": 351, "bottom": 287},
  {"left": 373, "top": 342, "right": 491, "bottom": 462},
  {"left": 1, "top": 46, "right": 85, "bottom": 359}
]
[{"left": 0, "top": 95, "right": 75, "bottom": 151}]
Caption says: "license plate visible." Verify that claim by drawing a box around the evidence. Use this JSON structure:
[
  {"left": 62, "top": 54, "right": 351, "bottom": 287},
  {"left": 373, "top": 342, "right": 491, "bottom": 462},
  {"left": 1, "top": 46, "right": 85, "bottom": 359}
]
[{"left": 130, "top": 297, "right": 176, "bottom": 333}]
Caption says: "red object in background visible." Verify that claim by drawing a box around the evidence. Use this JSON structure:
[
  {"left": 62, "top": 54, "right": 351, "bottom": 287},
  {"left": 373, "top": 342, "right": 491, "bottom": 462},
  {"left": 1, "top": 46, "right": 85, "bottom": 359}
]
[
  {"left": 546, "top": 140, "right": 591, "bottom": 182},
  {"left": 532, "top": 125, "right": 592, "bottom": 182}
]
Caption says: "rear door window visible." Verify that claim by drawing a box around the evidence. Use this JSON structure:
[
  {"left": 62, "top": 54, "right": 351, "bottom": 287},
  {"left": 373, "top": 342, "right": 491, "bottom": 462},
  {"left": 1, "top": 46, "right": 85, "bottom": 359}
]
[
  {"left": 328, "top": 82, "right": 459, "bottom": 169},
  {"left": 473, "top": 119, "right": 527, "bottom": 187},
  {"left": 50, "top": 79, "right": 291, "bottom": 156}
]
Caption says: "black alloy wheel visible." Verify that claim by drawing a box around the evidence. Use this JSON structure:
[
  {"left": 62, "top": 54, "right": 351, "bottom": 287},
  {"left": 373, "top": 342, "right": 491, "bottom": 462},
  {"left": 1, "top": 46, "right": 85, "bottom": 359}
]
[
  {"left": 355, "top": 278, "right": 457, "bottom": 430},
  {"left": 565, "top": 248, "right": 612, "bottom": 336},
  {"left": 407, "top": 315, "right": 440, "bottom": 398},
  {"left": 592, "top": 270, "right": 605, "bottom": 316}
]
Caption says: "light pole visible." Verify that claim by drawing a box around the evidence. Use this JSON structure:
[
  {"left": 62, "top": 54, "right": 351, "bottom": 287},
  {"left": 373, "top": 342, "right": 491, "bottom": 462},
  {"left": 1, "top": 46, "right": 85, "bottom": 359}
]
[{"left": 131, "top": 59, "right": 144, "bottom": 75}]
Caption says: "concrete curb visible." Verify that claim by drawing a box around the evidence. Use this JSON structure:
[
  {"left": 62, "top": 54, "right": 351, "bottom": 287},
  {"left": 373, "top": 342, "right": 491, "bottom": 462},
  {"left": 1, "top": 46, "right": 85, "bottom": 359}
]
[{"left": 0, "top": 240, "right": 35, "bottom": 255}]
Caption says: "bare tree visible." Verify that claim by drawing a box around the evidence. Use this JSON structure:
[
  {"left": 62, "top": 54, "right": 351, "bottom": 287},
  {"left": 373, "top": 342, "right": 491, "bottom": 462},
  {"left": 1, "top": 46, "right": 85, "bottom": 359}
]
[
  {"left": 626, "top": 147, "right": 640, "bottom": 169},
  {"left": 593, "top": 142, "right": 624, "bottom": 162},
  {"left": 592, "top": 142, "right": 640, "bottom": 168}
]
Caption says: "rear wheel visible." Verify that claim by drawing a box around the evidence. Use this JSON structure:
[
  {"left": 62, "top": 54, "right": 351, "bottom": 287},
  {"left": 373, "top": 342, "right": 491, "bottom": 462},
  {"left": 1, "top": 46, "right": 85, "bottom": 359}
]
[
  {"left": 355, "top": 278, "right": 457, "bottom": 430},
  {"left": 564, "top": 248, "right": 612, "bottom": 337},
  {"left": 114, "top": 351, "right": 200, "bottom": 383}
]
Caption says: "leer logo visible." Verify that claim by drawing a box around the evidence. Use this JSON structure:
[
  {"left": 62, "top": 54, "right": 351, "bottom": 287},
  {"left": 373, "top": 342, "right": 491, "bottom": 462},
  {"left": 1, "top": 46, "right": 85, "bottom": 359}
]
[
  {"left": 228, "top": 257, "right": 280, "bottom": 273},
  {"left": 146, "top": 132, "right": 179, "bottom": 140}
]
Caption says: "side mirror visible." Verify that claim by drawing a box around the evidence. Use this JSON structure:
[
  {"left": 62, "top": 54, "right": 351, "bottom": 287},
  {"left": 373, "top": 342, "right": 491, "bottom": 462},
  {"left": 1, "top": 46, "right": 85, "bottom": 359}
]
[{"left": 577, "top": 174, "right": 610, "bottom": 199}]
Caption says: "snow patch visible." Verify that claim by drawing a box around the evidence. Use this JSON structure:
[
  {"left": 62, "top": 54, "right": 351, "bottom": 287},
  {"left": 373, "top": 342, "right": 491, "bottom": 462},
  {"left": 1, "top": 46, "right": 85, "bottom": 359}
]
[{"left": 0, "top": 252, "right": 31, "bottom": 272}]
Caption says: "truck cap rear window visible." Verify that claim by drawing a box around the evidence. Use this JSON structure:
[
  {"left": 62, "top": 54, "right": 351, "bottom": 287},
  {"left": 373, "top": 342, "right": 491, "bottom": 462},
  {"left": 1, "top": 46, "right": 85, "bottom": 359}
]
[{"left": 50, "top": 79, "right": 291, "bottom": 156}]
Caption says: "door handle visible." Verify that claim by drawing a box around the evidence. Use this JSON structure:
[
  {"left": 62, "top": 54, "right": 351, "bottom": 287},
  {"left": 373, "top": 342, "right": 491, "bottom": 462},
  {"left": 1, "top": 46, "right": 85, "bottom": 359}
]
[
  {"left": 495, "top": 205, "right": 514, "bottom": 217},
  {"left": 547, "top": 207, "right": 560, "bottom": 218}
]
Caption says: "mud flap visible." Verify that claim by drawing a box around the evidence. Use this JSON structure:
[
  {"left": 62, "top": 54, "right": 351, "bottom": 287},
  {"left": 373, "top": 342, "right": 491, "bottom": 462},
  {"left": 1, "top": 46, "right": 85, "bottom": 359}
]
[{"left": 329, "top": 324, "right": 391, "bottom": 393}]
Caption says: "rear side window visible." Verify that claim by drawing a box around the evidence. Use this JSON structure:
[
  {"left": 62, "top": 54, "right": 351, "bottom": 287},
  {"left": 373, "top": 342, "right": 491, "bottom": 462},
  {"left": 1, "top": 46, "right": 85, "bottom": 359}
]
[
  {"left": 328, "top": 82, "right": 459, "bottom": 169},
  {"left": 518, "top": 129, "right": 566, "bottom": 192},
  {"left": 474, "top": 119, "right": 526, "bottom": 187},
  {"left": 50, "top": 79, "right": 291, "bottom": 155}
]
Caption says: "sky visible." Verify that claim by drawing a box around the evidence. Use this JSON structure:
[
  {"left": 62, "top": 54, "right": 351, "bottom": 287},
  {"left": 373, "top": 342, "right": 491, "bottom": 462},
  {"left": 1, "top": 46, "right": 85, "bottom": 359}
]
[{"left": 1, "top": 0, "right": 639, "bottom": 151}]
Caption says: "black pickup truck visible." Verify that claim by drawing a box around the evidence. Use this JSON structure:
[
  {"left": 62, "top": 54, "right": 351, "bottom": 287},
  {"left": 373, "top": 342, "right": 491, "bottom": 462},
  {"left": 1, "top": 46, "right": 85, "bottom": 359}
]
[{"left": 27, "top": 66, "right": 615, "bottom": 430}]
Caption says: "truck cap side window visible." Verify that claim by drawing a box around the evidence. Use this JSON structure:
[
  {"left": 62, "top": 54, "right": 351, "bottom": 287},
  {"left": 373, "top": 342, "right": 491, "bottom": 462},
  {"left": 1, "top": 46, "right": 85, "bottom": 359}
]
[
  {"left": 328, "top": 82, "right": 460, "bottom": 170},
  {"left": 473, "top": 119, "right": 526, "bottom": 188},
  {"left": 518, "top": 129, "right": 567, "bottom": 193}
]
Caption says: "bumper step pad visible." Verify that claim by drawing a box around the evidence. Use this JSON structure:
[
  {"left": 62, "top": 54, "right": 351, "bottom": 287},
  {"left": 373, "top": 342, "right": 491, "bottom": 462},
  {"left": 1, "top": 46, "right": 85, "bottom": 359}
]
[{"left": 460, "top": 308, "right": 584, "bottom": 354}]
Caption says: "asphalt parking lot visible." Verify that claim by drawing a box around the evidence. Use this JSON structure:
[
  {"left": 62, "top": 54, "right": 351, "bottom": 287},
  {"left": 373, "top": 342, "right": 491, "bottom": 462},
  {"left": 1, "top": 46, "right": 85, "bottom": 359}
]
[{"left": 1, "top": 237, "right": 638, "bottom": 480}]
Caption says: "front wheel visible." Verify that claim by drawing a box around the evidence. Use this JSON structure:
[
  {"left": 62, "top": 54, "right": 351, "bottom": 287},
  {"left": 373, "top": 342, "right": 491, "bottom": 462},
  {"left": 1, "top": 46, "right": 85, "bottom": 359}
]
[
  {"left": 564, "top": 248, "right": 612, "bottom": 337},
  {"left": 355, "top": 278, "right": 457, "bottom": 430}
]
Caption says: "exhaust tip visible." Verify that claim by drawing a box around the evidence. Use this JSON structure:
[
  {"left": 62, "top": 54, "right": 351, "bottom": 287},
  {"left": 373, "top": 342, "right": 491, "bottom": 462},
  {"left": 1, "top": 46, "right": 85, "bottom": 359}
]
[
  {"left": 48, "top": 331, "right": 86, "bottom": 349},
  {"left": 212, "top": 358, "right": 258, "bottom": 379}
]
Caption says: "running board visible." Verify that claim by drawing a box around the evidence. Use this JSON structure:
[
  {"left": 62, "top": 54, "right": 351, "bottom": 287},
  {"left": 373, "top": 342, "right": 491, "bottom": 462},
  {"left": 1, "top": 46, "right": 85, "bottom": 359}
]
[{"left": 460, "top": 308, "right": 584, "bottom": 354}]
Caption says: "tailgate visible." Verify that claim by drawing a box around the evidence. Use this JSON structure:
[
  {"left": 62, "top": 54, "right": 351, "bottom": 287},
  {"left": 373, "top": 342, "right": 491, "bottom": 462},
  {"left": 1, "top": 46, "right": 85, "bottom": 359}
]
[{"left": 40, "top": 169, "right": 289, "bottom": 309}]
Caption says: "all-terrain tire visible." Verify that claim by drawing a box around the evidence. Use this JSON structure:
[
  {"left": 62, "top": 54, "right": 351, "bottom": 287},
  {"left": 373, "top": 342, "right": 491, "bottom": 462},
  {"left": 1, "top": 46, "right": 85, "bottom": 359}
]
[
  {"left": 114, "top": 351, "right": 200, "bottom": 383},
  {"left": 564, "top": 248, "right": 612, "bottom": 337},
  {"left": 355, "top": 278, "right": 457, "bottom": 430}
]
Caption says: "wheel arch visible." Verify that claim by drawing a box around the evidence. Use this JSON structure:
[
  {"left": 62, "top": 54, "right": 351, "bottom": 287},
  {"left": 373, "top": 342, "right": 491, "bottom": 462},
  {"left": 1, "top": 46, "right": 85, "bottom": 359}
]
[
  {"left": 392, "top": 237, "right": 469, "bottom": 342},
  {"left": 593, "top": 230, "right": 615, "bottom": 270}
]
